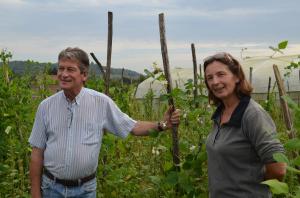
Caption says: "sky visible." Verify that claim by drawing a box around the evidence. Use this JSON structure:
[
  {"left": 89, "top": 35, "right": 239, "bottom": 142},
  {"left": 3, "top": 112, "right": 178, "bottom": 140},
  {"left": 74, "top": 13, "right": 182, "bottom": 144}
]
[{"left": 1, "top": 0, "right": 300, "bottom": 73}]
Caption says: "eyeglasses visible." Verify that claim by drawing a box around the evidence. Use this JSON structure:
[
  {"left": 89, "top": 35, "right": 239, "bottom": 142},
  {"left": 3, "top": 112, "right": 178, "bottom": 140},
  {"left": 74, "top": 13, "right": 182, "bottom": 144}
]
[{"left": 203, "top": 52, "right": 234, "bottom": 67}]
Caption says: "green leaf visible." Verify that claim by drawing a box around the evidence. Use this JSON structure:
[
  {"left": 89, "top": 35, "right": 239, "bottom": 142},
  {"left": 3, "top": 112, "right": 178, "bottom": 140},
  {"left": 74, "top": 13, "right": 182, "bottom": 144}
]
[
  {"left": 156, "top": 74, "right": 165, "bottom": 81},
  {"left": 273, "top": 153, "right": 289, "bottom": 164},
  {"left": 182, "top": 161, "right": 192, "bottom": 170},
  {"left": 185, "top": 154, "right": 194, "bottom": 161},
  {"left": 287, "top": 166, "right": 300, "bottom": 174},
  {"left": 293, "top": 156, "right": 300, "bottom": 166},
  {"left": 178, "top": 174, "right": 193, "bottom": 192},
  {"left": 149, "top": 176, "right": 161, "bottom": 185},
  {"left": 163, "top": 162, "right": 173, "bottom": 171},
  {"left": 197, "top": 151, "right": 208, "bottom": 163},
  {"left": 284, "top": 138, "right": 300, "bottom": 150},
  {"left": 165, "top": 171, "right": 178, "bottom": 185},
  {"left": 278, "top": 40, "right": 288, "bottom": 49},
  {"left": 261, "top": 179, "right": 289, "bottom": 194},
  {"left": 159, "top": 94, "right": 169, "bottom": 102}
]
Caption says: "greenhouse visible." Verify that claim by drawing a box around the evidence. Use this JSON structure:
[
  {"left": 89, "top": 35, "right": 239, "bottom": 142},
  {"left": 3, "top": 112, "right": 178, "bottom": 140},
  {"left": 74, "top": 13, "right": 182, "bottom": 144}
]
[{"left": 135, "top": 54, "right": 300, "bottom": 104}]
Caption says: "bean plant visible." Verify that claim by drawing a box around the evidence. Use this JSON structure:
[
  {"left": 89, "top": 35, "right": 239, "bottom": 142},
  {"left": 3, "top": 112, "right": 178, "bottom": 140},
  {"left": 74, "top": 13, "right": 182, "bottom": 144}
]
[{"left": 1, "top": 48, "right": 299, "bottom": 198}]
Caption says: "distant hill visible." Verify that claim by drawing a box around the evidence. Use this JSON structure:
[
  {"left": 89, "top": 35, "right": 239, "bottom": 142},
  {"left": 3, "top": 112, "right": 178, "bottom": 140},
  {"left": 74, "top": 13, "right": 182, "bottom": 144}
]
[{"left": 6, "top": 61, "right": 144, "bottom": 80}]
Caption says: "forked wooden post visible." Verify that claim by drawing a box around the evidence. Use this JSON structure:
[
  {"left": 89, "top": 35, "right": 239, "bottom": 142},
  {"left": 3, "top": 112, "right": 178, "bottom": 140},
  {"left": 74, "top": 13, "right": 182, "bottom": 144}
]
[
  {"left": 89, "top": 11, "right": 113, "bottom": 96},
  {"left": 273, "top": 64, "right": 295, "bottom": 138},
  {"left": 90, "top": 52, "right": 106, "bottom": 80},
  {"left": 159, "top": 13, "right": 180, "bottom": 169},
  {"left": 191, "top": 43, "right": 198, "bottom": 107}
]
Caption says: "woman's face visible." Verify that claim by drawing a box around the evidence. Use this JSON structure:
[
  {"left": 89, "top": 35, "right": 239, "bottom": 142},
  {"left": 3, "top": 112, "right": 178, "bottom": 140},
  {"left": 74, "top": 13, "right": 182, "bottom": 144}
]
[{"left": 205, "top": 60, "right": 240, "bottom": 101}]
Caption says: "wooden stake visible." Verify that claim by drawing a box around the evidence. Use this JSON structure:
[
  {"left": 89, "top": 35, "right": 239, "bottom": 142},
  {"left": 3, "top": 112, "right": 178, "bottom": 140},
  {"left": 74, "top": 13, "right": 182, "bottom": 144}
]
[
  {"left": 90, "top": 52, "right": 106, "bottom": 80},
  {"left": 273, "top": 64, "right": 295, "bottom": 138},
  {"left": 249, "top": 67, "right": 253, "bottom": 85},
  {"left": 191, "top": 43, "right": 198, "bottom": 107},
  {"left": 199, "top": 63, "right": 203, "bottom": 95},
  {"left": 159, "top": 13, "right": 180, "bottom": 169},
  {"left": 121, "top": 67, "right": 124, "bottom": 87},
  {"left": 267, "top": 77, "right": 271, "bottom": 101},
  {"left": 105, "top": 11, "right": 113, "bottom": 95}
]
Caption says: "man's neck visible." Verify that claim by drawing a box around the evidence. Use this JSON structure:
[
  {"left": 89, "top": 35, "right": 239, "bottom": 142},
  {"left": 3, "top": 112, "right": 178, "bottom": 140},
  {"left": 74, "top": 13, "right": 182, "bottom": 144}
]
[{"left": 63, "top": 87, "right": 83, "bottom": 102}]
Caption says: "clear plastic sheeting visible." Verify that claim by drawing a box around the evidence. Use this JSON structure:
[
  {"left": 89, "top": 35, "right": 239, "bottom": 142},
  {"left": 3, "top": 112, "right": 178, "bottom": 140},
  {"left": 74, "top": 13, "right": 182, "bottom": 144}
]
[
  {"left": 135, "top": 68, "right": 195, "bottom": 99},
  {"left": 242, "top": 55, "right": 300, "bottom": 93},
  {"left": 135, "top": 55, "right": 300, "bottom": 99}
]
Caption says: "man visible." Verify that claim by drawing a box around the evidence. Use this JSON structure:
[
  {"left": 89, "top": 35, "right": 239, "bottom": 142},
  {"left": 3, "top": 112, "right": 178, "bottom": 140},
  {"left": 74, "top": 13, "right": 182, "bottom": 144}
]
[{"left": 29, "top": 47, "right": 180, "bottom": 198}]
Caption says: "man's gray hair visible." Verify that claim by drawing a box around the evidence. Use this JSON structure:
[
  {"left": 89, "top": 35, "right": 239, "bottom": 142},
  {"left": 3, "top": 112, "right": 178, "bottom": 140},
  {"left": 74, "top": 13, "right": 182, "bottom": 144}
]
[{"left": 58, "top": 47, "right": 90, "bottom": 73}]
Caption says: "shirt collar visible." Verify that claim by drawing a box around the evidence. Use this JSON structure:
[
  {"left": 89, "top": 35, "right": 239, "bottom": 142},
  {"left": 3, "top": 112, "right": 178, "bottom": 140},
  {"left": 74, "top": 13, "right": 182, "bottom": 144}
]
[
  {"left": 212, "top": 95, "right": 251, "bottom": 127},
  {"left": 62, "top": 87, "right": 86, "bottom": 105}
]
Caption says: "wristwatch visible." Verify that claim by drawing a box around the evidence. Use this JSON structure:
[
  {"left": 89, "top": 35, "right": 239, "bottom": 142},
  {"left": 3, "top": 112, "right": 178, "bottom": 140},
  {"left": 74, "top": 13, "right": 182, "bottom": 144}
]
[{"left": 157, "top": 121, "right": 168, "bottom": 131}]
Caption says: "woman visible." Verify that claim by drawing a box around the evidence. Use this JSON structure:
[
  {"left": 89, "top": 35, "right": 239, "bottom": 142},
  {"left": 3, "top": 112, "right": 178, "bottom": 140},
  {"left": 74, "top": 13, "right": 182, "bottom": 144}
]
[{"left": 203, "top": 52, "right": 286, "bottom": 198}]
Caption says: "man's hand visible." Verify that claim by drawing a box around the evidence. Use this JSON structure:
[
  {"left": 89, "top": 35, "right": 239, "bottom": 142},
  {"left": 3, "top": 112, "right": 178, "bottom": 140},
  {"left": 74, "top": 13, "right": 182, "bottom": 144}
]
[{"left": 162, "top": 106, "right": 180, "bottom": 129}]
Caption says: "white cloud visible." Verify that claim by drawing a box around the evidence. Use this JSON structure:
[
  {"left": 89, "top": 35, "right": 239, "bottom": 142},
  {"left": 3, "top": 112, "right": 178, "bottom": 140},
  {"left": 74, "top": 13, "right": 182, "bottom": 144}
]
[
  {"left": 0, "top": 0, "right": 25, "bottom": 6},
  {"left": 101, "top": 0, "right": 170, "bottom": 6},
  {"left": 2, "top": 33, "right": 300, "bottom": 73},
  {"left": 4, "top": 0, "right": 170, "bottom": 10},
  {"left": 129, "top": 7, "right": 281, "bottom": 18}
]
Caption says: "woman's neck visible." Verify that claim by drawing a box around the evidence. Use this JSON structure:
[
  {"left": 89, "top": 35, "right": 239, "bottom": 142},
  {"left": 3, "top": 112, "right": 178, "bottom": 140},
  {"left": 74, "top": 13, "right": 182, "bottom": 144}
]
[{"left": 222, "top": 95, "right": 240, "bottom": 112}]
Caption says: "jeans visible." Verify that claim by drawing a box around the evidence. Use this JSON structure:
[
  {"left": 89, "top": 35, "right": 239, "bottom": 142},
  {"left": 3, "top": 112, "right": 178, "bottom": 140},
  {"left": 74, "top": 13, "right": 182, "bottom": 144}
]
[{"left": 41, "top": 174, "right": 97, "bottom": 198}]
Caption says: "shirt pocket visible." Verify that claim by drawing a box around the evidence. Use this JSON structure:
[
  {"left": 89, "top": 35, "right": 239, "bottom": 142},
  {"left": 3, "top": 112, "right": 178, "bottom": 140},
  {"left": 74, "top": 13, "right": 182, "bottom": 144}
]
[{"left": 81, "top": 123, "right": 101, "bottom": 145}]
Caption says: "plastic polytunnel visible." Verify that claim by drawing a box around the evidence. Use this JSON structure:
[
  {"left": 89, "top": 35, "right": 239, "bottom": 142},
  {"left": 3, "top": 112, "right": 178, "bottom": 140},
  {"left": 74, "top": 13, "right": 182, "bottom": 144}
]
[
  {"left": 135, "top": 68, "right": 196, "bottom": 99},
  {"left": 134, "top": 55, "right": 300, "bottom": 99},
  {"left": 241, "top": 54, "right": 300, "bottom": 93}
]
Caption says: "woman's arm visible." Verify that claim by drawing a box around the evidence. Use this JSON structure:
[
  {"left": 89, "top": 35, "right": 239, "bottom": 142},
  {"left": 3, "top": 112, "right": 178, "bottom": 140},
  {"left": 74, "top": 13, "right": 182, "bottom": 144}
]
[{"left": 265, "top": 162, "right": 286, "bottom": 181}]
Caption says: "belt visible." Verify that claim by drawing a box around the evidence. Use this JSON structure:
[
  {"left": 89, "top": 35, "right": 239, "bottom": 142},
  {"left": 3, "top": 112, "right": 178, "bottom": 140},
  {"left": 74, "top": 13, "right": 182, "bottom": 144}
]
[{"left": 43, "top": 168, "right": 96, "bottom": 187}]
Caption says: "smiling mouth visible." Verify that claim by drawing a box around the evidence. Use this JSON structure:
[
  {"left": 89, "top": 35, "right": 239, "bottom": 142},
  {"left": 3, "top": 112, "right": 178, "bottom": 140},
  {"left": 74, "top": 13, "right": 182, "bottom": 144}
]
[
  {"left": 213, "top": 87, "right": 224, "bottom": 92},
  {"left": 60, "top": 79, "right": 72, "bottom": 83}
]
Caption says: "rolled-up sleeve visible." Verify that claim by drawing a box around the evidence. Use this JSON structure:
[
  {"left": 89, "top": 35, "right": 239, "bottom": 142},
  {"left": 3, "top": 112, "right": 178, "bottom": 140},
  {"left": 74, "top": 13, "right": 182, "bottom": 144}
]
[
  {"left": 29, "top": 103, "right": 47, "bottom": 149},
  {"left": 104, "top": 97, "right": 137, "bottom": 138}
]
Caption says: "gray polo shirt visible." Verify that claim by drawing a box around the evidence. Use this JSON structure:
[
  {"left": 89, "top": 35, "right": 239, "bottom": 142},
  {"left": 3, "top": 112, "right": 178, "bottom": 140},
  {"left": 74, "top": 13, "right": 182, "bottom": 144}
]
[
  {"left": 29, "top": 88, "right": 136, "bottom": 179},
  {"left": 206, "top": 96, "right": 284, "bottom": 198}
]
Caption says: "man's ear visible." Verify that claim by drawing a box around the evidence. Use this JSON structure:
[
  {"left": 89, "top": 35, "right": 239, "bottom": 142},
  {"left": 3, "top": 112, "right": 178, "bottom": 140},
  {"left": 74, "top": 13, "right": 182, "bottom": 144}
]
[{"left": 82, "top": 71, "right": 88, "bottom": 81}]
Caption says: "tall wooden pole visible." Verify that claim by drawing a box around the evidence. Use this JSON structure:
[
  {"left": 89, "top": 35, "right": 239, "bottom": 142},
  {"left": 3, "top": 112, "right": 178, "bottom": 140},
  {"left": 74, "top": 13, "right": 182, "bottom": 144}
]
[
  {"left": 105, "top": 11, "right": 113, "bottom": 95},
  {"left": 191, "top": 43, "right": 198, "bottom": 107},
  {"left": 273, "top": 64, "right": 295, "bottom": 138},
  {"left": 159, "top": 13, "right": 180, "bottom": 170}
]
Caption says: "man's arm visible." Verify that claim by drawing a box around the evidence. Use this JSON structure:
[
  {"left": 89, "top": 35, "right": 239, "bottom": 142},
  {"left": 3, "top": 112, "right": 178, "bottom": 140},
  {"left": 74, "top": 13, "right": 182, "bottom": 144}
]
[
  {"left": 265, "top": 162, "right": 286, "bottom": 181},
  {"left": 131, "top": 121, "right": 160, "bottom": 136},
  {"left": 30, "top": 147, "right": 44, "bottom": 198},
  {"left": 131, "top": 108, "right": 180, "bottom": 136}
]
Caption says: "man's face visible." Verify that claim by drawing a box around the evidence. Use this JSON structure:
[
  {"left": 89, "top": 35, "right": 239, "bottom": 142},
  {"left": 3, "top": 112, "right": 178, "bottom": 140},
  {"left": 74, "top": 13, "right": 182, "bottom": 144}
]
[{"left": 57, "top": 58, "right": 87, "bottom": 94}]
